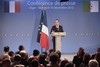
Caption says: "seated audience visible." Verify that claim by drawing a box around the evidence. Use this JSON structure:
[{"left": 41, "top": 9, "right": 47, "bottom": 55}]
[
  {"left": 73, "top": 47, "right": 85, "bottom": 67},
  {"left": 1, "top": 45, "right": 100, "bottom": 67}
]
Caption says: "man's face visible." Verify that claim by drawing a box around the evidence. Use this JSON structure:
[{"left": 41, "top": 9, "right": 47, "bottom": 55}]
[{"left": 55, "top": 20, "right": 59, "bottom": 26}]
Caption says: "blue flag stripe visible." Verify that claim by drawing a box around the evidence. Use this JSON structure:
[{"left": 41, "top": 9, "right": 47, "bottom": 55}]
[
  {"left": 37, "top": 9, "right": 48, "bottom": 43},
  {"left": 4, "top": 1, "right": 9, "bottom": 12}
]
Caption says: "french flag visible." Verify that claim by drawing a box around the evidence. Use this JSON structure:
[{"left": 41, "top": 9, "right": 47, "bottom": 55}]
[
  {"left": 37, "top": 10, "right": 50, "bottom": 50},
  {"left": 4, "top": 1, "right": 20, "bottom": 13}
]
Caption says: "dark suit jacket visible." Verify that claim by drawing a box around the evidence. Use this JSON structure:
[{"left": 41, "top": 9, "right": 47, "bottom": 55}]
[{"left": 50, "top": 25, "right": 64, "bottom": 33}]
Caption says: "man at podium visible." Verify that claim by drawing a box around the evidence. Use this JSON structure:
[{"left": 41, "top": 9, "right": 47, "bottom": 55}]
[{"left": 50, "top": 19, "right": 64, "bottom": 51}]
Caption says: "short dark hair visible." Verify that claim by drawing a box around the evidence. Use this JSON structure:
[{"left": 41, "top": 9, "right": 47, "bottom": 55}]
[
  {"left": 4, "top": 46, "right": 9, "bottom": 52},
  {"left": 50, "top": 53, "right": 59, "bottom": 63},
  {"left": 33, "top": 49, "right": 40, "bottom": 56},
  {"left": 8, "top": 51, "right": 14, "bottom": 56},
  {"left": 49, "top": 49, "right": 54, "bottom": 54},
  {"left": 2, "top": 59, "right": 11, "bottom": 66},
  {"left": 31, "top": 59, "right": 39, "bottom": 67},
  {"left": 60, "top": 59, "right": 68, "bottom": 67},
  {"left": 19, "top": 45, "right": 24, "bottom": 51},
  {"left": 65, "top": 62, "right": 74, "bottom": 67},
  {"left": 39, "top": 54, "right": 46, "bottom": 61},
  {"left": 56, "top": 51, "right": 61, "bottom": 58},
  {"left": 14, "top": 54, "right": 21, "bottom": 62},
  {"left": 55, "top": 19, "right": 60, "bottom": 22}
]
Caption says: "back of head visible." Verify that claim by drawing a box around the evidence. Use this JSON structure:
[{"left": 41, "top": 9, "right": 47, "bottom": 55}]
[
  {"left": 60, "top": 59, "right": 68, "bottom": 67},
  {"left": 77, "top": 47, "right": 85, "bottom": 57},
  {"left": 33, "top": 49, "right": 40, "bottom": 56},
  {"left": 31, "top": 59, "right": 39, "bottom": 67},
  {"left": 49, "top": 49, "right": 54, "bottom": 54},
  {"left": 14, "top": 54, "right": 21, "bottom": 62},
  {"left": 8, "top": 51, "right": 14, "bottom": 57},
  {"left": 20, "top": 50, "right": 27, "bottom": 59},
  {"left": 56, "top": 50, "right": 61, "bottom": 58},
  {"left": 39, "top": 54, "right": 46, "bottom": 61},
  {"left": 42, "top": 52, "right": 48, "bottom": 58},
  {"left": 97, "top": 47, "right": 100, "bottom": 53},
  {"left": 2, "top": 59, "right": 11, "bottom": 67},
  {"left": 4, "top": 46, "right": 9, "bottom": 53},
  {"left": 88, "top": 60, "right": 99, "bottom": 67},
  {"left": 50, "top": 53, "right": 59, "bottom": 63},
  {"left": 19, "top": 45, "right": 24, "bottom": 51},
  {"left": 65, "top": 62, "right": 74, "bottom": 67}
]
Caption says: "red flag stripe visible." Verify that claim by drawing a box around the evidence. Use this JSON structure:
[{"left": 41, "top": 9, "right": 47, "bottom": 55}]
[
  {"left": 40, "top": 32, "right": 49, "bottom": 50},
  {"left": 15, "top": 1, "right": 20, "bottom": 12},
  {"left": 40, "top": 24, "right": 49, "bottom": 50}
]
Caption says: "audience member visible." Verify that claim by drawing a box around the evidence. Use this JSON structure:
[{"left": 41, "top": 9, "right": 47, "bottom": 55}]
[
  {"left": 91, "top": 47, "right": 100, "bottom": 59},
  {"left": 15, "top": 45, "right": 25, "bottom": 54},
  {"left": 11, "top": 54, "right": 22, "bottom": 67},
  {"left": 2, "top": 59, "right": 11, "bottom": 67},
  {"left": 60, "top": 59, "right": 68, "bottom": 67},
  {"left": 39, "top": 53, "right": 49, "bottom": 67},
  {"left": 20, "top": 51, "right": 29, "bottom": 67},
  {"left": 65, "top": 62, "right": 74, "bottom": 67},
  {"left": 4, "top": 46, "right": 10, "bottom": 54},
  {"left": 55, "top": 51, "right": 62, "bottom": 64},
  {"left": 28, "top": 49, "right": 40, "bottom": 67},
  {"left": 95, "top": 53, "right": 100, "bottom": 67},
  {"left": 46, "top": 53, "right": 59, "bottom": 67},
  {"left": 79, "top": 53, "right": 91, "bottom": 67},
  {"left": 73, "top": 47, "right": 85, "bottom": 67},
  {"left": 88, "top": 59, "right": 99, "bottom": 67},
  {"left": 8, "top": 51, "right": 14, "bottom": 62}
]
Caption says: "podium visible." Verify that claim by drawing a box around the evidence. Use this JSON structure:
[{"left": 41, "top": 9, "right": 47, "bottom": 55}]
[{"left": 51, "top": 32, "right": 66, "bottom": 52}]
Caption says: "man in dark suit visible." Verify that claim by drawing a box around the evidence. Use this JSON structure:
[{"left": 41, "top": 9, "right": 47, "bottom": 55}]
[{"left": 50, "top": 19, "right": 64, "bottom": 51}]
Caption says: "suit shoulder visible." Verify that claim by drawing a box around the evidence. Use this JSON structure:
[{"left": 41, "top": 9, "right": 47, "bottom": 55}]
[
  {"left": 59, "top": 25, "right": 63, "bottom": 27},
  {"left": 52, "top": 25, "right": 56, "bottom": 28}
]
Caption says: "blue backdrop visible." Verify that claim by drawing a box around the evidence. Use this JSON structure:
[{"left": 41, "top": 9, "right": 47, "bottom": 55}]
[{"left": 0, "top": 0, "right": 100, "bottom": 54}]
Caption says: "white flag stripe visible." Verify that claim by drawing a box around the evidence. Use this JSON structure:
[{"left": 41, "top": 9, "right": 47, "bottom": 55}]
[
  {"left": 9, "top": 1, "right": 15, "bottom": 13},
  {"left": 90, "top": 1, "right": 99, "bottom": 12},
  {"left": 42, "top": 25, "right": 49, "bottom": 36}
]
